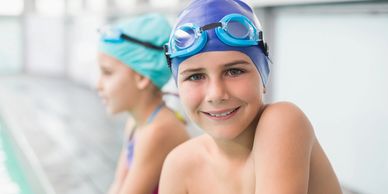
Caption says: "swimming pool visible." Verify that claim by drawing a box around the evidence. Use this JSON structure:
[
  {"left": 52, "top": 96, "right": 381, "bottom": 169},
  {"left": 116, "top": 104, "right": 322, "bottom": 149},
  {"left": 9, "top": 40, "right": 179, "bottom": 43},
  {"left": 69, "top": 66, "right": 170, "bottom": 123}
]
[
  {"left": 0, "top": 120, "right": 35, "bottom": 194},
  {"left": 0, "top": 117, "right": 55, "bottom": 194}
]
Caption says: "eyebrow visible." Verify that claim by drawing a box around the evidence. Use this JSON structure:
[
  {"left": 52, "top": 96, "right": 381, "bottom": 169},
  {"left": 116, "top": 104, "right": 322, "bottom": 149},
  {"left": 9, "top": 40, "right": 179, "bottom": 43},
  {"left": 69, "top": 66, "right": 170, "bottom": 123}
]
[
  {"left": 180, "top": 67, "right": 205, "bottom": 76},
  {"left": 99, "top": 63, "right": 109, "bottom": 69},
  {"left": 223, "top": 60, "right": 250, "bottom": 67},
  {"left": 180, "top": 60, "right": 250, "bottom": 75},
  {"left": 99, "top": 63, "right": 114, "bottom": 71}
]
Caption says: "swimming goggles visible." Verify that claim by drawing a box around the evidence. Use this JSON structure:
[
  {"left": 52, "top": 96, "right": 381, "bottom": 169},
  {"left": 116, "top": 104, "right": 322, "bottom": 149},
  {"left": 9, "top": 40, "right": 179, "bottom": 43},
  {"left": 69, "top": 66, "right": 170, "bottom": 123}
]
[
  {"left": 98, "top": 26, "right": 164, "bottom": 51},
  {"left": 164, "top": 14, "right": 269, "bottom": 65}
]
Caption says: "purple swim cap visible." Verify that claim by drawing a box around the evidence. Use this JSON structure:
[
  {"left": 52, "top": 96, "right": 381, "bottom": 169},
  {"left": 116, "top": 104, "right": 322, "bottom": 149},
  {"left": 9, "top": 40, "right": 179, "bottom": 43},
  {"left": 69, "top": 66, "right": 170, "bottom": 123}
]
[{"left": 169, "top": 0, "right": 270, "bottom": 86}]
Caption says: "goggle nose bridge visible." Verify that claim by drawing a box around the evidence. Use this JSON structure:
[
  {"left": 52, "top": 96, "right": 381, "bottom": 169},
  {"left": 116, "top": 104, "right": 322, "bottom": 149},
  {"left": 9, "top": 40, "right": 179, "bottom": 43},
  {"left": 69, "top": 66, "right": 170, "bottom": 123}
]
[{"left": 200, "top": 22, "right": 223, "bottom": 32}]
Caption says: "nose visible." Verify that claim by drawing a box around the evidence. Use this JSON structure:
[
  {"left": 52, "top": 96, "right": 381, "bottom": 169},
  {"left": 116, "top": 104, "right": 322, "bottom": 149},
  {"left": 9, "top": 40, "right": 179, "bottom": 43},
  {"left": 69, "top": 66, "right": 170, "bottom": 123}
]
[{"left": 205, "top": 77, "right": 230, "bottom": 104}]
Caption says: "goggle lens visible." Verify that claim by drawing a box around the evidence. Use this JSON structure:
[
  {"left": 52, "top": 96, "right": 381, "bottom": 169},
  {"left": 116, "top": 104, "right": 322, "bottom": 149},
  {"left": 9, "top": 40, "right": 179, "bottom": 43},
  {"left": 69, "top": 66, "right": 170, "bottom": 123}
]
[
  {"left": 173, "top": 28, "right": 196, "bottom": 49},
  {"left": 99, "top": 27, "right": 122, "bottom": 42},
  {"left": 225, "top": 20, "right": 250, "bottom": 39}
]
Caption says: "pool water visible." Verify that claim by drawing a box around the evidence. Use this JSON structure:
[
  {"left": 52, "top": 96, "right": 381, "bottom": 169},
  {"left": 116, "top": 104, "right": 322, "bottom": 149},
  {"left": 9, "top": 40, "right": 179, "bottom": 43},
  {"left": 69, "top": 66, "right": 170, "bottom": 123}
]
[{"left": 0, "top": 120, "right": 34, "bottom": 194}]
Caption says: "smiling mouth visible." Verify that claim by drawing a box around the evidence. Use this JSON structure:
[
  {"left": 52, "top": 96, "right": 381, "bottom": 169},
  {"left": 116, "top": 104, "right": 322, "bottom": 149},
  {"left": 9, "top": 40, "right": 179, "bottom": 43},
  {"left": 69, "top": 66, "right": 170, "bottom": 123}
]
[{"left": 202, "top": 107, "right": 240, "bottom": 118}]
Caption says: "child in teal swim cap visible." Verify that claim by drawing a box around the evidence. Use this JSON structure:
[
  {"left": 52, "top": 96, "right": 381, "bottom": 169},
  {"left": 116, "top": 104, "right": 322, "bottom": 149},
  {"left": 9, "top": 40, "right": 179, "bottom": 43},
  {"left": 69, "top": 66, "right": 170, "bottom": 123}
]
[
  {"left": 160, "top": 1, "right": 342, "bottom": 194},
  {"left": 97, "top": 13, "right": 189, "bottom": 194}
]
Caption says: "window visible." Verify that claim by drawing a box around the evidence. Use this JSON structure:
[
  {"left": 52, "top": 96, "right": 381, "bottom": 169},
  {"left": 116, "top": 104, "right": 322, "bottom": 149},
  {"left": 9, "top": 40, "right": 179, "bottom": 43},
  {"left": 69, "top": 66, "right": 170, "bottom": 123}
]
[
  {"left": 35, "top": 0, "right": 65, "bottom": 16},
  {"left": 86, "top": 0, "right": 106, "bottom": 13},
  {"left": 0, "top": 0, "right": 23, "bottom": 16}
]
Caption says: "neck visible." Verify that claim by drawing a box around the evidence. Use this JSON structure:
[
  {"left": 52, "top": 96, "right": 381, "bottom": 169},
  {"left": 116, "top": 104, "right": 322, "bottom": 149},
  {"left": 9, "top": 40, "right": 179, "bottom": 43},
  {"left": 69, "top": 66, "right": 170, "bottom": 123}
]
[
  {"left": 212, "top": 123, "right": 256, "bottom": 161},
  {"left": 130, "top": 90, "right": 163, "bottom": 127},
  {"left": 211, "top": 105, "right": 264, "bottom": 161}
]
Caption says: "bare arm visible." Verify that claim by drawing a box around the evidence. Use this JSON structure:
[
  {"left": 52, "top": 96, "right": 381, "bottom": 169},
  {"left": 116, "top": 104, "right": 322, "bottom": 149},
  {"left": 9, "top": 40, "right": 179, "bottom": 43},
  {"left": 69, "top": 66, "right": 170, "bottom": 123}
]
[
  {"left": 159, "top": 144, "right": 189, "bottom": 194},
  {"left": 108, "top": 118, "right": 135, "bottom": 194},
  {"left": 253, "top": 102, "right": 315, "bottom": 194},
  {"left": 108, "top": 147, "right": 129, "bottom": 194},
  {"left": 118, "top": 124, "right": 187, "bottom": 194}
]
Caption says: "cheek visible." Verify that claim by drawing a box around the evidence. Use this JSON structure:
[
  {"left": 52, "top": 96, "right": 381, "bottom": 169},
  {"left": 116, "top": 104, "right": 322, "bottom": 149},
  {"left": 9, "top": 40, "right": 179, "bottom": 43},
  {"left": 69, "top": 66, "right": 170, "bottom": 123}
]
[
  {"left": 104, "top": 77, "right": 119, "bottom": 97},
  {"left": 230, "top": 76, "right": 263, "bottom": 102},
  {"left": 178, "top": 83, "right": 204, "bottom": 113},
  {"left": 116, "top": 75, "right": 135, "bottom": 99},
  {"left": 110, "top": 74, "right": 135, "bottom": 110},
  {"left": 106, "top": 74, "right": 131, "bottom": 98}
]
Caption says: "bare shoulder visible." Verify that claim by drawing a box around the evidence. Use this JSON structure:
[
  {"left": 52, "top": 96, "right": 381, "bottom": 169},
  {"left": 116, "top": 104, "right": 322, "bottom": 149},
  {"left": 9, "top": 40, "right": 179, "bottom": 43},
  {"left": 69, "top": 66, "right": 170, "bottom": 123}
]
[
  {"left": 253, "top": 102, "right": 317, "bottom": 193},
  {"left": 164, "top": 135, "right": 207, "bottom": 172},
  {"left": 132, "top": 108, "right": 189, "bottom": 169},
  {"left": 261, "top": 101, "right": 308, "bottom": 121},
  {"left": 256, "top": 101, "right": 315, "bottom": 141},
  {"left": 160, "top": 135, "right": 208, "bottom": 194},
  {"left": 153, "top": 107, "right": 187, "bottom": 136},
  {"left": 141, "top": 108, "right": 188, "bottom": 148}
]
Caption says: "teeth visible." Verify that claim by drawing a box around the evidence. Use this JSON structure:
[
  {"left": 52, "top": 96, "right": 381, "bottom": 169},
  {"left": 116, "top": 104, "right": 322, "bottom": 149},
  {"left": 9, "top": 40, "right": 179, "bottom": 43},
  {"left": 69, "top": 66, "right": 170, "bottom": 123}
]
[{"left": 208, "top": 109, "right": 235, "bottom": 117}]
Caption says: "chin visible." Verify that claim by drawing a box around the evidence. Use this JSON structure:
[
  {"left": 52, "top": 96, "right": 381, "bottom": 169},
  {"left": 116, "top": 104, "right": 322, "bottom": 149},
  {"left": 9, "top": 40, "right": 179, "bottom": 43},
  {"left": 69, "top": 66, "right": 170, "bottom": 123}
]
[{"left": 205, "top": 125, "right": 244, "bottom": 140}]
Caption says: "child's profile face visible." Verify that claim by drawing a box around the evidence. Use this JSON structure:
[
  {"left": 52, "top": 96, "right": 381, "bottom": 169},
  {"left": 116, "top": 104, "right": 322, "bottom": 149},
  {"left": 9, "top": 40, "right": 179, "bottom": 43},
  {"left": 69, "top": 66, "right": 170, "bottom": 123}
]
[
  {"left": 177, "top": 51, "right": 265, "bottom": 140},
  {"left": 97, "top": 53, "right": 138, "bottom": 114}
]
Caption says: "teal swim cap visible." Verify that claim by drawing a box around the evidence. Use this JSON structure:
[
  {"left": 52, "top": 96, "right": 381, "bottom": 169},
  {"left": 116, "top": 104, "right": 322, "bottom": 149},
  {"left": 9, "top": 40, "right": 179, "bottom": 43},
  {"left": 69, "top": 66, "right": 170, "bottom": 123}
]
[{"left": 99, "top": 14, "right": 172, "bottom": 89}]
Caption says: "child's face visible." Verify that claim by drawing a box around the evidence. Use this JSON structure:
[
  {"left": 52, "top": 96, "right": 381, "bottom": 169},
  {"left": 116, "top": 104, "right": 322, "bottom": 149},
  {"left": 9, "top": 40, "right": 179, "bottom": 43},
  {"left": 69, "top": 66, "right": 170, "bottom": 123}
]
[
  {"left": 97, "top": 53, "right": 138, "bottom": 114},
  {"left": 177, "top": 51, "right": 265, "bottom": 140}
]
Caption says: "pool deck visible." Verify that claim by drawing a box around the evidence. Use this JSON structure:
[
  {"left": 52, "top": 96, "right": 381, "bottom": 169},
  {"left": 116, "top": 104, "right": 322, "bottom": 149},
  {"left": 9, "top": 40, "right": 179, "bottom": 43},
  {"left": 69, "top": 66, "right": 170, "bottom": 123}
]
[{"left": 0, "top": 75, "right": 124, "bottom": 194}]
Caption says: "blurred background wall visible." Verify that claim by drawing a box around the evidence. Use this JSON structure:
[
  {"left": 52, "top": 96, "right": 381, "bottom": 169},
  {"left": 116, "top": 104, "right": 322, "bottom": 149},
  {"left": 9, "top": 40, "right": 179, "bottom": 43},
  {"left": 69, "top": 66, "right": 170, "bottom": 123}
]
[
  {"left": 0, "top": 0, "right": 387, "bottom": 193},
  {"left": 266, "top": 5, "right": 388, "bottom": 193}
]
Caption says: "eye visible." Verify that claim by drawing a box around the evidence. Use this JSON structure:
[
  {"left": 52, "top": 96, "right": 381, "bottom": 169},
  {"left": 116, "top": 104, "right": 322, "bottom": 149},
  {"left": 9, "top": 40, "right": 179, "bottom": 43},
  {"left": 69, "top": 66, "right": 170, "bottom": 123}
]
[
  {"left": 102, "top": 69, "right": 111, "bottom": 75},
  {"left": 186, "top": 73, "right": 205, "bottom": 81},
  {"left": 100, "top": 66, "right": 113, "bottom": 76},
  {"left": 226, "top": 68, "right": 245, "bottom": 77}
]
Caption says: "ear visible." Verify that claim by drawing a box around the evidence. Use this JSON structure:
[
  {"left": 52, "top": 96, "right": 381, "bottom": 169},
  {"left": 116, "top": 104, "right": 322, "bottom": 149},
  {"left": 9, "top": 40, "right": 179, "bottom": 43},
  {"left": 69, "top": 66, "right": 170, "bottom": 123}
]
[{"left": 134, "top": 72, "right": 151, "bottom": 90}]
